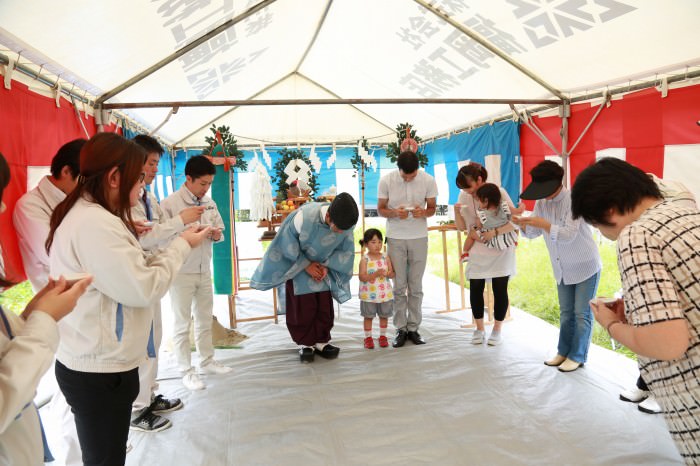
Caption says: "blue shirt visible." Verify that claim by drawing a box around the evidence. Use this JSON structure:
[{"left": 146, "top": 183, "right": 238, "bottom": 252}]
[
  {"left": 521, "top": 188, "right": 601, "bottom": 285},
  {"left": 250, "top": 202, "right": 356, "bottom": 302}
]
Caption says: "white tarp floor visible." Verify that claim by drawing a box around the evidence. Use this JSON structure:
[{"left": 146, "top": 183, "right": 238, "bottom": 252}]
[{"left": 40, "top": 272, "right": 682, "bottom": 466}]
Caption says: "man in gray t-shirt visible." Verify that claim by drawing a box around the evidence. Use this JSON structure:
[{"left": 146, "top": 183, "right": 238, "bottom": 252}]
[{"left": 377, "top": 151, "right": 438, "bottom": 347}]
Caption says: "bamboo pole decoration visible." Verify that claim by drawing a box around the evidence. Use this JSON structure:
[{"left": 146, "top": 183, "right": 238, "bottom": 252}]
[
  {"left": 441, "top": 229, "right": 450, "bottom": 311},
  {"left": 457, "top": 230, "right": 465, "bottom": 310},
  {"left": 361, "top": 161, "right": 366, "bottom": 233},
  {"left": 229, "top": 168, "right": 239, "bottom": 292}
]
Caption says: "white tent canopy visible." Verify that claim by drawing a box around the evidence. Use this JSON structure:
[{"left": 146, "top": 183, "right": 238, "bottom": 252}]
[{"left": 1, "top": 0, "right": 699, "bottom": 146}]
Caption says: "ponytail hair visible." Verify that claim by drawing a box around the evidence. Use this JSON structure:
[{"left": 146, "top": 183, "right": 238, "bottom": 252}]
[
  {"left": 456, "top": 162, "right": 488, "bottom": 189},
  {"left": 46, "top": 133, "right": 146, "bottom": 253}
]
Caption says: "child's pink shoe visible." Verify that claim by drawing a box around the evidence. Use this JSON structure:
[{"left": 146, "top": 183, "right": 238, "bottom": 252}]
[
  {"left": 364, "top": 336, "right": 375, "bottom": 349},
  {"left": 378, "top": 335, "right": 389, "bottom": 348}
]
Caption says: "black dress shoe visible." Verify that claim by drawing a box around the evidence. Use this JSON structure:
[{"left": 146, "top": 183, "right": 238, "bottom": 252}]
[
  {"left": 299, "top": 347, "right": 315, "bottom": 363},
  {"left": 314, "top": 344, "right": 340, "bottom": 359},
  {"left": 392, "top": 330, "right": 407, "bottom": 348},
  {"left": 407, "top": 331, "right": 426, "bottom": 345}
]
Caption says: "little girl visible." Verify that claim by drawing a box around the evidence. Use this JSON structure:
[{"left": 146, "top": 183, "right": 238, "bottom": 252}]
[
  {"left": 460, "top": 182, "right": 523, "bottom": 262},
  {"left": 358, "top": 229, "right": 394, "bottom": 349}
]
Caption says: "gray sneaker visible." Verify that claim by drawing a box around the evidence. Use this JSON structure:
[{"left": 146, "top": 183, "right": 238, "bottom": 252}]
[
  {"left": 130, "top": 408, "right": 172, "bottom": 433},
  {"left": 487, "top": 331, "right": 502, "bottom": 346},
  {"left": 472, "top": 330, "right": 485, "bottom": 345}
]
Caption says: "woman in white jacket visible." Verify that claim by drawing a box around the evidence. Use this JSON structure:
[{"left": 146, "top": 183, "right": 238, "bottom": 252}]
[
  {"left": 0, "top": 151, "right": 91, "bottom": 465},
  {"left": 46, "top": 133, "right": 210, "bottom": 466}
]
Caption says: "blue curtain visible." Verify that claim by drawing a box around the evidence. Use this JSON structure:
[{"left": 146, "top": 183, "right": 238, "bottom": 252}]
[
  {"left": 173, "top": 120, "right": 521, "bottom": 209},
  {"left": 422, "top": 121, "right": 521, "bottom": 204}
]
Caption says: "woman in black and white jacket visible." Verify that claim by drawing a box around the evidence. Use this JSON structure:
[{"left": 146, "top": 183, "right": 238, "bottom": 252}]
[{"left": 46, "top": 133, "right": 210, "bottom": 466}]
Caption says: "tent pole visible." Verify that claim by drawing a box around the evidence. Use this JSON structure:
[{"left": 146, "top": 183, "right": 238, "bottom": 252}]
[
  {"left": 560, "top": 104, "right": 570, "bottom": 188},
  {"left": 512, "top": 105, "right": 561, "bottom": 157},
  {"left": 432, "top": 69, "right": 700, "bottom": 144},
  {"left": 568, "top": 94, "right": 610, "bottom": 156},
  {"left": 228, "top": 166, "right": 239, "bottom": 327},
  {"left": 170, "top": 72, "right": 295, "bottom": 147},
  {"left": 361, "top": 163, "right": 366, "bottom": 234},
  {"left": 413, "top": 0, "right": 567, "bottom": 100},
  {"left": 95, "top": 0, "right": 279, "bottom": 105},
  {"left": 103, "top": 97, "right": 562, "bottom": 110}
]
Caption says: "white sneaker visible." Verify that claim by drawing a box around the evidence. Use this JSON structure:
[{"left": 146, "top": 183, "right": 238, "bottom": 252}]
[
  {"left": 487, "top": 331, "right": 502, "bottom": 346},
  {"left": 620, "top": 387, "right": 649, "bottom": 403},
  {"left": 639, "top": 395, "right": 662, "bottom": 414},
  {"left": 472, "top": 330, "right": 485, "bottom": 345},
  {"left": 200, "top": 360, "right": 233, "bottom": 375},
  {"left": 182, "top": 371, "right": 206, "bottom": 390}
]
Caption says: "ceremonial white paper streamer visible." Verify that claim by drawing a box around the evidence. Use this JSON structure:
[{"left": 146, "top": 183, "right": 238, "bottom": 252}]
[
  {"left": 250, "top": 164, "right": 275, "bottom": 220},
  {"left": 284, "top": 159, "right": 311, "bottom": 185},
  {"left": 326, "top": 143, "right": 337, "bottom": 169},
  {"left": 309, "top": 145, "right": 322, "bottom": 172}
]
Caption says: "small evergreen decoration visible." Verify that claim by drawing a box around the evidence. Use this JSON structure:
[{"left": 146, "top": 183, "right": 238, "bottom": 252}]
[
  {"left": 271, "top": 148, "right": 319, "bottom": 199},
  {"left": 350, "top": 137, "right": 370, "bottom": 178},
  {"left": 201, "top": 124, "right": 248, "bottom": 171},
  {"left": 386, "top": 122, "right": 428, "bottom": 168}
]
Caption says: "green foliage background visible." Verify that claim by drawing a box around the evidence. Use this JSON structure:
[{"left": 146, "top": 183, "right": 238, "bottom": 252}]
[
  {"left": 386, "top": 123, "right": 428, "bottom": 168},
  {"left": 424, "top": 234, "right": 634, "bottom": 359},
  {"left": 271, "top": 148, "right": 319, "bottom": 200},
  {"left": 201, "top": 124, "right": 248, "bottom": 172}
]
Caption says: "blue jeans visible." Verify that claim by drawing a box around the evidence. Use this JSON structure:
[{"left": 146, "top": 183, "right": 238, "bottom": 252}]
[{"left": 556, "top": 271, "right": 600, "bottom": 363}]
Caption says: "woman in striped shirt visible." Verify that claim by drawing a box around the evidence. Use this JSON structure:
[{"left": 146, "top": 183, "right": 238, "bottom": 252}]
[
  {"left": 572, "top": 157, "right": 700, "bottom": 464},
  {"left": 514, "top": 160, "right": 601, "bottom": 373}
]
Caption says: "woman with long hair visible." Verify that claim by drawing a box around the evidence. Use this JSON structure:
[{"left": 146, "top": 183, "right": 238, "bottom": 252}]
[
  {"left": 46, "top": 133, "right": 210, "bottom": 465},
  {"left": 0, "top": 152, "right": 90, "bottom": 464},
  {"left": 454, "top": 162, "right": 520, "bottom": 346}
]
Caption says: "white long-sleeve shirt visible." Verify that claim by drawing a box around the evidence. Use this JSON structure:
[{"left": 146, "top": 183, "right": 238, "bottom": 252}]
[
  {"left": 0, "top": 307, "right": 58, "bottom": 465},
  {"left": 520, "top": 187, "right": 601, "bottom": 285},
  {"left": 12, "top": 176, "right": 67, "bottom": 292},
  {"left": 49, "top": 196, "right": 191, "bottom": 372},
  {"left": 160, "top": 185, "right": 224, "bottom": 274},
  {"left": 132, "top": 188, "right": 185, "bottom": 252}
]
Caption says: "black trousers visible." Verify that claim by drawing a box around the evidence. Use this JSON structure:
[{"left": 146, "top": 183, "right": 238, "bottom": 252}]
[
  {"left": 637, "top": 375, "right": 649, "bottom": 391},
  {"left": 469, "top": 276, "right": 510, "bottom": 322},
  {"left": 55, "top": 360, "right": 139, "bottom": 466}
]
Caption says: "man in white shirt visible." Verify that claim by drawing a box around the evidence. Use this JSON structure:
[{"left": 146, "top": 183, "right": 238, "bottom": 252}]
[
  {"left": 13, "top": 139, "right": 84, "bottom": 292},
  {"left": 12, "top": 139, "right": 85, "bottom": 466},
  {"left": 161, "top": 155, "right": 232, "bottom": 391},
  {"left": 377, "top": 151, "right": 437, "bottom": 347},
  {"left": 129, "top": 135, "right": 205, "bottom": 432}
]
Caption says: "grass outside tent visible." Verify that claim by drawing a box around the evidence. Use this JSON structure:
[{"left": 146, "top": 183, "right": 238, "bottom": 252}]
[{"left": 424, "top": 231, "right": 634, "bottom": 359}]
